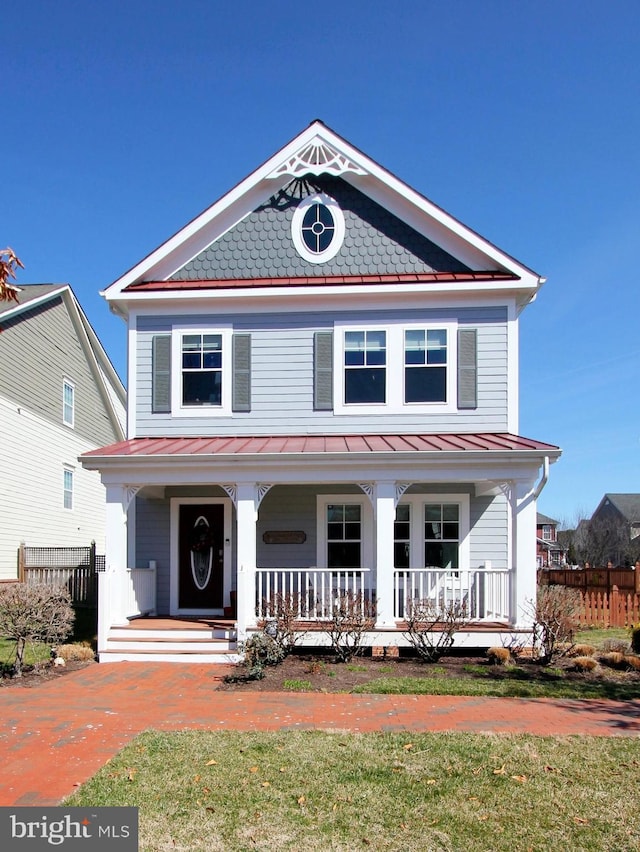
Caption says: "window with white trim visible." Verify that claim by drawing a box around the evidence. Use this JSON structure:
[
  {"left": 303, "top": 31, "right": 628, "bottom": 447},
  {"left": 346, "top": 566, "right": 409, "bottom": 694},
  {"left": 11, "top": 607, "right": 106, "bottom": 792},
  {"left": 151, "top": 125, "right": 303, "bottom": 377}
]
[
  {"left": 404, "top": 328, "right": 448, "bottom": 403},
  {"left": 542, "top": 524, "right": 553, "bottom": 541},
  {"left": 344, "top": 330, "right": 386, "bottom": 404},
  {"left": 63, "top": 379, "right": 74, "bottom": 427},
  {"left": 291, "top": 193, "right": 345, "bottom": 264},
  {"left": 424, "top": 503, "right": 460, "bottom": 570},
  {"left": 394, "top": 494, "right": 469, "bottom": 572},
  {"left": 327, "top": 503, "right": 362, "bottom": 569},
  {"left": 181, "top": 333, "right": 223, "bottom": 406},
  {"left": 334, "top": 322, "right": 456, "bottom": 414},
  {"left": 63, "top": 467, "right": 74, "bottom": 510},
  {"left": 317, "top": 495, "right": 374, "bottom": 570},
  {"left": 170, "top": 326, "right": 232, "bottom": 416}
]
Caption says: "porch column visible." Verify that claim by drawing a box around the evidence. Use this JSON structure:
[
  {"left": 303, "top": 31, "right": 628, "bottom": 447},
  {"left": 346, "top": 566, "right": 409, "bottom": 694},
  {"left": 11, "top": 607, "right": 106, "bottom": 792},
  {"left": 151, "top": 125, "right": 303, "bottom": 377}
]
[
  {"left": 511, "top": 479, "right": 538, "bottom": 628},
  {"left": 102, "top": 485, "right": 130, "bottom": 646},
  {"left": 236, "top": 483, "right": 258, "bottom": 639},
  {"left": 374, "top": 481, "right": 397, "bottom": 629}
]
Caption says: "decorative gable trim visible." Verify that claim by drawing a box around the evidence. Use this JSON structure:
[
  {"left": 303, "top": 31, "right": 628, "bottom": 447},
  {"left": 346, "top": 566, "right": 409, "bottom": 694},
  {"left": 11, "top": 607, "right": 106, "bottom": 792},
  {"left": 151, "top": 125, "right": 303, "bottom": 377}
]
[
  {"left": 267, "top": 137, "right": 367, "bottom": 179},
  {"left": 103, "top": 121, "right": 544, "bottom": 303}
]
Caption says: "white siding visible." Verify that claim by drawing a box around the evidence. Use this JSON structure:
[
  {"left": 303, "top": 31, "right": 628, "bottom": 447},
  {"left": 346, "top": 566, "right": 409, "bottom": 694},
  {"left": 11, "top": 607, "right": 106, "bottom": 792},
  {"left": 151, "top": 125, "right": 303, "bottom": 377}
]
[{"left": 0, "top": 395, "right": 107, "bottom": 578}]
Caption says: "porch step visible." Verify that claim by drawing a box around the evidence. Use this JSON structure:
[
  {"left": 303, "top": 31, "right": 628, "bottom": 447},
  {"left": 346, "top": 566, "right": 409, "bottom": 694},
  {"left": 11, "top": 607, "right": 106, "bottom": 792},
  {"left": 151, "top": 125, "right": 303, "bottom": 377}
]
[{"left": 100, "top": 618, "right": 241, "bottom": 663}]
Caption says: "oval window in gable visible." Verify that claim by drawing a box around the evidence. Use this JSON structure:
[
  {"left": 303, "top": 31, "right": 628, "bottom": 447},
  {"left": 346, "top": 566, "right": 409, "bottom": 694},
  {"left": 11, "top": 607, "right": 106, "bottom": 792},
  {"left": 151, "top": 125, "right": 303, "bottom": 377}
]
[{"left": 292, "top": 193, "right": 345, "bottom": 263}]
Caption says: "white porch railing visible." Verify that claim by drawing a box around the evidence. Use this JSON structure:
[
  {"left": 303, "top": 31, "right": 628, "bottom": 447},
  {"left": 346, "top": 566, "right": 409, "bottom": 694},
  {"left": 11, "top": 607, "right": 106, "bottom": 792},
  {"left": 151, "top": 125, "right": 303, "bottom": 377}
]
[
  {"left": 256, "top": 568, "right": 371, "bottom": 620},
  {"left": 394, "top": 568, "right": 510, "bottom": 622},
  {"left": 125, "top": 567, "right": 157, "bottom": 618}
]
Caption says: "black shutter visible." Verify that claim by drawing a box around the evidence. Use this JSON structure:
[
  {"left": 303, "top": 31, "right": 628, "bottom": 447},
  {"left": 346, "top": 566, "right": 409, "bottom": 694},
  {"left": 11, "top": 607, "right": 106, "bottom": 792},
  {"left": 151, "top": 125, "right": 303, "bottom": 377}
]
[
  {"left": 314, "top": 331, "right": 334, "bottom": 410},
  {"left": 152, "top": 334, "right": 171, "bottom": 413},
  {"left": 457, "top": 328, "right": 477, "bottom": 409},
  {"left": 232, "top": 333, "right": 251, "bottom": 412}
]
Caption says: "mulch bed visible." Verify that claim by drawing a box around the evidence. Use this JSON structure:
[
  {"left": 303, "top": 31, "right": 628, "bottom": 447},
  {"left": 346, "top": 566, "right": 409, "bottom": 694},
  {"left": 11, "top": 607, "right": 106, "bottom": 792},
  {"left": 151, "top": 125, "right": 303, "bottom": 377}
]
[
  {"left": 215, "top": 649, "right": 640, "bottom": 693},
  {"left": 0, "top": 660, "right": 96, "bottom": 688}
]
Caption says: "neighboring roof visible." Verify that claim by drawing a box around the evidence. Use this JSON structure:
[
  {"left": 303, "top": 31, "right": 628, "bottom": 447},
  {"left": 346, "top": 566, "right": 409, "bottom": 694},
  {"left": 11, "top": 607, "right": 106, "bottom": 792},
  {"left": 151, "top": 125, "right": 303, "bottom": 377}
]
[
  {"left": 124, "top": 271, "right": 519, "bottom": 293},
  {"left": 103, "top": 120, "right": 544, "bottom": 306},
  {"left": 537, "top": 512, "right": 558, "bottom": 525},
  {"left": 1, "top": 284, "right": 126, "bottom": 439},
  {"left": 0, "top": 283, "right": 68, "bottom": 320},
  {"left": 84, "top": 432, "right": 560, "bottom": 461},
  {"left": 595, "top": 494, "right": 640, "bottom": 523}
]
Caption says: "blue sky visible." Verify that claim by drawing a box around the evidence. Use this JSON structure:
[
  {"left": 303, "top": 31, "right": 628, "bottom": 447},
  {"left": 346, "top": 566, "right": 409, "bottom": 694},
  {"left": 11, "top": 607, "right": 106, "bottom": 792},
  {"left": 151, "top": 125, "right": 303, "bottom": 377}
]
[{"left": 4, "top": 0, "right": 639, "bottom": 525}]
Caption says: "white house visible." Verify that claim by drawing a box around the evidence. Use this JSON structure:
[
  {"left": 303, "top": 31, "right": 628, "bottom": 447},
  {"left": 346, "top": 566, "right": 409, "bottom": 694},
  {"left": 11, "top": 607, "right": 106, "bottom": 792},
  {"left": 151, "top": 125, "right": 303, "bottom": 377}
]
[
  {"left": 81, "top": 121, "right": 561, "bottom": 662},
  {"left": 0, "top": 284, "right": 126, "bottom": 579}
]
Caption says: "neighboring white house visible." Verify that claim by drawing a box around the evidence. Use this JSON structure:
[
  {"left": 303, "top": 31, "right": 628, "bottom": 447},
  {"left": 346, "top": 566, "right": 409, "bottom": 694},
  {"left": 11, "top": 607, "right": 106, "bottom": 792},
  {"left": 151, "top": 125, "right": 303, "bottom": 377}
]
[
  {"left": 0, "top": 284, "right": 126, "bottom": 579},
  {"left": 81, "top": 121, "right": 561, "bottom": 662}
]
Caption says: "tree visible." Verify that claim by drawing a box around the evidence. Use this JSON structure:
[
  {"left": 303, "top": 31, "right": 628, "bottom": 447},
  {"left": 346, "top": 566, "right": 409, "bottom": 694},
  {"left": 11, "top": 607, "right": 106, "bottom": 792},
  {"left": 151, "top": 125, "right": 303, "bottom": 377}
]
[
  {"left": 0, "top": 247, "right": 23, "bottom": 303},
  {"left": 0, "top": 583, "right": 74, "bottom": 676}
]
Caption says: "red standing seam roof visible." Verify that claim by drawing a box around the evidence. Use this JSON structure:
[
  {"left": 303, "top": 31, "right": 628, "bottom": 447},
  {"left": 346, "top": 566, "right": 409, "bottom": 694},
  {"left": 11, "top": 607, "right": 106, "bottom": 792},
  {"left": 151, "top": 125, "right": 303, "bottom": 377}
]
[
  {"left": 122, "top": 271, "right": 520, "bottom": 293},
  {"left": 83, "top": 433, "right": 560, "bottom": 459}
]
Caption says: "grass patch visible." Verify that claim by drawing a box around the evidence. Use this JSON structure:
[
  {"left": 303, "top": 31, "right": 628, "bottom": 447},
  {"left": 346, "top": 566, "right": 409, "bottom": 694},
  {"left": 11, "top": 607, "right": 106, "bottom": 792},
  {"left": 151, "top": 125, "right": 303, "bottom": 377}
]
[
  {"left": 0, "top": 637, "right": 51, "bottom": 672},
  {"left": 575, "top": 627, "right": 630, "bottom": 646},
  {"left": 282, "top": 679, "right": 313, "bottom": 691},
  {"left": 354, "top": 674, "right": 640, "bottom": 700},
  {"left": 345, "top": 664, "right": 367, "bottom": 672},
  {"left": 65, "top": 729, "right": 640, "bottom": 851}
]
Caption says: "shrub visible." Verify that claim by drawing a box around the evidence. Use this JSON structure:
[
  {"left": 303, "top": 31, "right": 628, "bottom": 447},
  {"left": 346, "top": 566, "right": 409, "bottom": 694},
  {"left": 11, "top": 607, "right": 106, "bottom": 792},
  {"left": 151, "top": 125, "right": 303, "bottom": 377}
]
[
  {"left": 404, "top": 598, "right": 470, "bottom": 663},
  {"left": 225, "top": 633, "right": 285, "bottom": 683},
  {"left": 567, "top": 644, "right": 596, "bottom": 658},
  {"left": 624, "top": 655, "right": 640, "bottom": 672},
  {"left": 632, "top": 627, "right": 640, "bottom": 654},
  {"left": 572, "top": 656, "right": 598, "bottom": 672},
  {"left": 599, "top": 651, "right": 627, "bottom": 670},
  {"left": 486, "top": 647, "right": 511, "bottom": 665},
  {"left": 326, "top": 592, "right": 376, "bottom": 663},
  {"left": 601, "top": 638, "right": 630, "bottom": 654},
  {"left": 54, "top": 643, "right": 95, "bottom": 662},
  {"left": 259, "top": 592, "right": 307, "bottom": 656},
  {"left": 0, "top": 583, "right": 74, "bottom": 676},
  {"left": 527, "top": 585, "right": 582, "bottom": 665}
]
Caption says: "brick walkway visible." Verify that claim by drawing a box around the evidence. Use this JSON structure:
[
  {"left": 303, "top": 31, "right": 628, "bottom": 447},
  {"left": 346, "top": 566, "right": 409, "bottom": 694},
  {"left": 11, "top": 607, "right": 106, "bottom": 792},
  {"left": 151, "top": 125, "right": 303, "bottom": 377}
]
[{"left": 1, "top": 662, "right": 639, "bottom": 806}]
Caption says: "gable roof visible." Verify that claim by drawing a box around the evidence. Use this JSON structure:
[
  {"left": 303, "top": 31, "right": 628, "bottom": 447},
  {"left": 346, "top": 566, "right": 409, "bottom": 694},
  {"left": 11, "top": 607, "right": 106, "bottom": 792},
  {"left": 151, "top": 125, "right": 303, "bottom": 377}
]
[
  {"left": 537, "top": 512, "right": 558, "bottom": 525},
  {"left": 103, "top": 120, "right": 544, "bottom": 309},
  {"left": 1, "top": 284, "right": 126, "bottom": 439},
  {"left": 594, "top": 494, "right": 640, "bottom": 524}
]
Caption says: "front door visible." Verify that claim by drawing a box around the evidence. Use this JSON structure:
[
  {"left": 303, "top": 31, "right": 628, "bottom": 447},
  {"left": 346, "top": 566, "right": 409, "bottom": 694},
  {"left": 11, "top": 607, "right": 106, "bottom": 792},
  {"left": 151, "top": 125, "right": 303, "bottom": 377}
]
[{"left": 178, "top": 503, "right": 224, "bottom": 609}]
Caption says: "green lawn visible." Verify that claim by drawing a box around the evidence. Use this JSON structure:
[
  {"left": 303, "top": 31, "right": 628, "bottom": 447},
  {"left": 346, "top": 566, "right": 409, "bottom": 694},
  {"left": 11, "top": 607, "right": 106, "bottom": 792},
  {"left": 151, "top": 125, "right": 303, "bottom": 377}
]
[
  {"left": 65, "top": 729, "right": 640, "bottom": 852},
  {"left": 0, "top": 637, "right": 51, "bottom": 671}
]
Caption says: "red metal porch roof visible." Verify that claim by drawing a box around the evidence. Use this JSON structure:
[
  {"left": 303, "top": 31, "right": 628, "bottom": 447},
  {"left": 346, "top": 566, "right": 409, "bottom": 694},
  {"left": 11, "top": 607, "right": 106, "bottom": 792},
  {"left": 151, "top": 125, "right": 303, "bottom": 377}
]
[
  {"left": 123, "top": 271, "right": 519, "bottom": 293},
  {"left": 83, "top": 433, "right": 559, "bottom": 460}
]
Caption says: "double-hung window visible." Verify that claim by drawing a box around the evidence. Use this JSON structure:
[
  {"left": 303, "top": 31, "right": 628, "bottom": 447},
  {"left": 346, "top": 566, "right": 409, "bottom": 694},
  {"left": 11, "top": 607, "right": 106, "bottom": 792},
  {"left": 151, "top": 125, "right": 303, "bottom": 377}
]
[
  {"left": 63, "top": 467, "right": 74, "bottom": 510},
  {"left": 317, "top": 495, "right": 374, "bottom": 571},
  {"left": 326, "top": 503, "right": 362, "bottom": 569},
  {"left": 181, "top": 333, "right": 223, "bottom": 406},
  {"left": 424, "top": 503, "right": 460, "bottom": 570},
  {"left": 394, "top": 495, "right": 469, "bottom": 572},
  {"left": 344, "top": 330, "right": 386, "bottom": 404},
  {"left": 404, "top": 329, "right": 447, "bottom": 403},
  {"left": 334, "top": 322, "right": 456, "bottom": 413},
  {"left": 170, "top": 326, "right": 233, "bottom": 416},
  {"left": 63, "top": 379, "right": 74, "bottom": 427}
]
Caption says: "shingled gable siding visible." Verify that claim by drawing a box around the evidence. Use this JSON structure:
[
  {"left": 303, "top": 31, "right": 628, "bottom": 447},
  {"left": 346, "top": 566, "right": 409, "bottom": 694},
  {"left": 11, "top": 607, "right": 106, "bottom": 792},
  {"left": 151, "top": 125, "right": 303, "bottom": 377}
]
[
  {"left": 169, "top": 176, "right": 471, "bottom": 281},
  {"left": 135, "top": 307, "right": 507, "bottom": 436}
]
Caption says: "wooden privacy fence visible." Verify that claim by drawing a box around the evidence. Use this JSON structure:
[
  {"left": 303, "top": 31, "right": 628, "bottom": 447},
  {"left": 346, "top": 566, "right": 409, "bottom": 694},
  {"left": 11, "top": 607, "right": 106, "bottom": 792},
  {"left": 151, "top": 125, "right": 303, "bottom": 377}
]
[
  {"left": 18, "top": 543, "right": 101, "bottom": 608},
  {"left": 538, "top": 568, "right": 640, "bottom": 596},
  {"left": 577, "top": 586, "right": 640, "bottom": 628}
]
